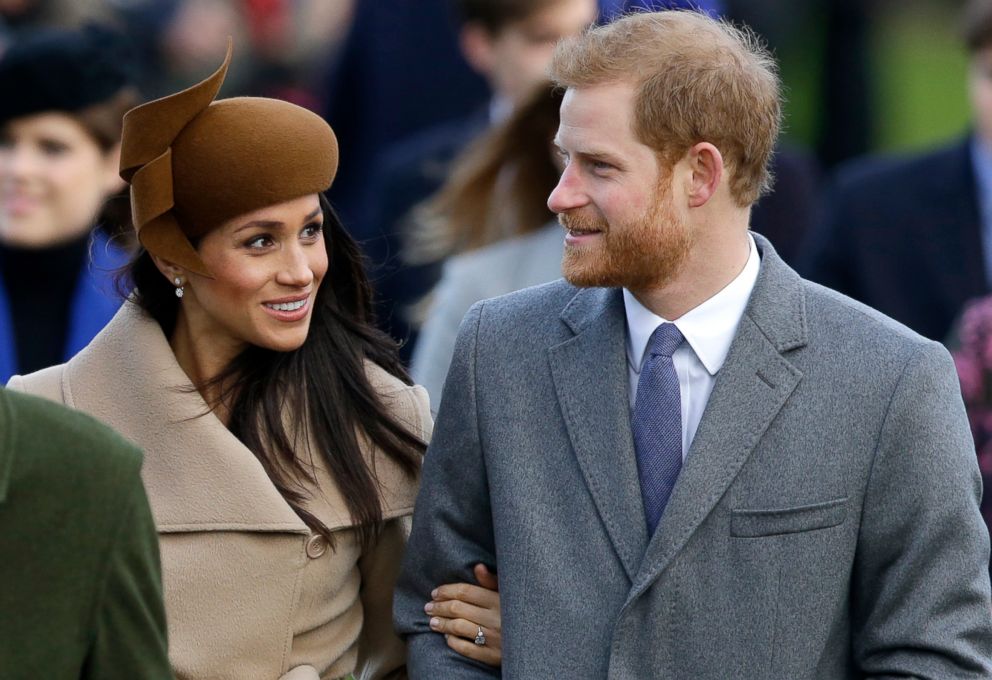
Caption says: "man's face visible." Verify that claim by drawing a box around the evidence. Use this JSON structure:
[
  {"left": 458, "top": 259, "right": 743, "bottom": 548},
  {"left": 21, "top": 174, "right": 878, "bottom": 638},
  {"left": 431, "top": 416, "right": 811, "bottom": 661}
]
[
  {"left": 484, "top": 0, "right": 597, "bottom": 106},
  {"left": 970, "top": 45, "right": 992, "bottom": 147},
  {"left": 549, "top": 82, "right": 693, "bottom": 292}
]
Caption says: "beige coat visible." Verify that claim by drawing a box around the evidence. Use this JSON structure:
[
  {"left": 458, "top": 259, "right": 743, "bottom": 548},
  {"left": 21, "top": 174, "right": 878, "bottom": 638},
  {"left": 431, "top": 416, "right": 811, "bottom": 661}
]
[{"left": 8, "top": 302, "right": 431, "bottom": 680}]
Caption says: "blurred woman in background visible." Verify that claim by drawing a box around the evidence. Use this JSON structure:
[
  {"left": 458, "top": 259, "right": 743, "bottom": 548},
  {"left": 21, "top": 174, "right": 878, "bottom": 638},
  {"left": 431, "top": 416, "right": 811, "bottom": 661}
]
[
  {"left": 0, "top": 26, "right": 139, "bottom": 383},
  {"left": 409, "top": 83, "right": 565, "bottom": 408}
]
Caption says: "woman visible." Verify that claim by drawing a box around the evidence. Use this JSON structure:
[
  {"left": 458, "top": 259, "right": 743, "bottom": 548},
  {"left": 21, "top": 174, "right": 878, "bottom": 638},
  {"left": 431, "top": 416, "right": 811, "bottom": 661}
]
[
  {"left": 0, "top": 26, "right": 139, "bottom": 383},
  {"left": 9, "top": 43, "right": 498, "bottom": 679},
  {"left": 408, "top": 83, "right": 566, "bottom": 408}
]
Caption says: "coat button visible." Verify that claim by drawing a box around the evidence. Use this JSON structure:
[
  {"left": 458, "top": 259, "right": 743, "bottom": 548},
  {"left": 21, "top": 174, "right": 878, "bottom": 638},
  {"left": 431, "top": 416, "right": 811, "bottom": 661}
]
[{"left": 305, "top": 534, "right": 327, "bottom": 559}]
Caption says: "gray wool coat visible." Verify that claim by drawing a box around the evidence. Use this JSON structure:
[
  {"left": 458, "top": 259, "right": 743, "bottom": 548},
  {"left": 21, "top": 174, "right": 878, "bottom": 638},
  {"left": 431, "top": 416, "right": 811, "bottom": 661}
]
[{"left": 394, "top": 233, "right": 992, "bottom": 679}]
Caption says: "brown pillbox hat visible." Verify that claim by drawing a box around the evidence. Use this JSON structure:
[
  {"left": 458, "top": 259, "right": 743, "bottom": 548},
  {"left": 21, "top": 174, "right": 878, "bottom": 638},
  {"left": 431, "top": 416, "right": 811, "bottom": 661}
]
[{"left": 119, "top": 41, "right": 339, "bottom": 277}]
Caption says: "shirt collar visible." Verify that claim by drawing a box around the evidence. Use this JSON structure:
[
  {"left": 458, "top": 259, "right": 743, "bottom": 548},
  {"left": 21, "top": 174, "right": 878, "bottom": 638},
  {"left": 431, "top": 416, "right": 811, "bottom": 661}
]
[{"left": 624, "top": 233, "right": 761, "bottom": 376}]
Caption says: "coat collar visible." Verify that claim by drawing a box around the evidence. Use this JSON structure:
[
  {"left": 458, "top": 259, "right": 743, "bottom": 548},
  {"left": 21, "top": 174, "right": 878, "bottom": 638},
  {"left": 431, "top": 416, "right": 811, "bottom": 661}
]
[
  {"left": 59, "top": 302, "right": 310, "bottom": 533},
  {"left": 551, "top": 233, "right": 807, "bottom": 586}
]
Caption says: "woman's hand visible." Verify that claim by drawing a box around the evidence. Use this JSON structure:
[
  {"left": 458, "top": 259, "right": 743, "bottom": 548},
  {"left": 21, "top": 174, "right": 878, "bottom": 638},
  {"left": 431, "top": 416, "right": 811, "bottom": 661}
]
[{"left": 425, "top": 563, "right": 501, "bottom": 667}]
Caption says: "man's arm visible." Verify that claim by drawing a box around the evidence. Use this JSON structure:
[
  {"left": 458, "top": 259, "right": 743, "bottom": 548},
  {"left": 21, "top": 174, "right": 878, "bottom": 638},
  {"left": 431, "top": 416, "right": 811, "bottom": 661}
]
[
  {"left": 853, "top": 340, "right": 992, "bottom": 678},
  {"left": 395, "top": 302, "right": 500, "bottom": 679},
  {"left": 82, "top": 463, "right": 172, "bottom": 680}
]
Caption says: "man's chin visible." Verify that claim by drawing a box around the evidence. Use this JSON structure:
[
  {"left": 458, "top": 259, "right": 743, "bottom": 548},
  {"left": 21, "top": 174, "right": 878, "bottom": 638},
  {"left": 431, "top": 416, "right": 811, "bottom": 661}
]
[{"left": 562, "top": 259, "right": 622, "bottom": 288}]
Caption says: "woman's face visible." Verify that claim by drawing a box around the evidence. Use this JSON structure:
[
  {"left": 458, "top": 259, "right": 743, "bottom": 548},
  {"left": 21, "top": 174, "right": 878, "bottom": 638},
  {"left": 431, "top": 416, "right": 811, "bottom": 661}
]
[
  {"left": 0, "top": 112, "right": 123, "bottom": 247},
  {"left": 176, "top": 194, "right": 328, "bottom": 360}
]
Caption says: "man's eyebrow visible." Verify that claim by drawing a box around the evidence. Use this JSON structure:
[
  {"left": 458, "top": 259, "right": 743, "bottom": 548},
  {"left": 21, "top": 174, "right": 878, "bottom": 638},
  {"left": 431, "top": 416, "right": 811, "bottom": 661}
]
[{"left": 233, "top": 207, "right": 322, "bottom": 233}]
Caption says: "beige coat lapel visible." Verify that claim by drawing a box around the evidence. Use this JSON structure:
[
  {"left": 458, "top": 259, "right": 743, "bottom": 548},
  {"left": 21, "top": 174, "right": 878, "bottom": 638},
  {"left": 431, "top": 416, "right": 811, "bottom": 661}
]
[{"left": 59, "top": 302, "right": 308, "bottom": 533}]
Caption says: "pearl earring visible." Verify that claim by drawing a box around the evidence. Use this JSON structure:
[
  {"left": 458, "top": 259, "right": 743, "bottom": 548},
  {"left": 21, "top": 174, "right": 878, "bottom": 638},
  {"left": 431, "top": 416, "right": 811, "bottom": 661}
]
[{"left": 174, "top": 277, "right": 184, "bottom": 298}]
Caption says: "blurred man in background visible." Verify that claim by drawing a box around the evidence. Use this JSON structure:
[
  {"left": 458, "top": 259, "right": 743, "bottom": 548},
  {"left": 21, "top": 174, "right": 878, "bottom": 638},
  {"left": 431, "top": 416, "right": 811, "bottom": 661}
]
[{"left": 800, "top": 0, "right": 992, "bottom": 343}]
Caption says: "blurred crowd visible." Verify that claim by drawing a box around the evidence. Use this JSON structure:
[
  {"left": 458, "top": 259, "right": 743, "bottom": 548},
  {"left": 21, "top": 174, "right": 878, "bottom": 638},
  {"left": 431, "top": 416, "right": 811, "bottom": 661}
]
[{"left": 3, "top": 0, "right": 992, "bottom": 534}]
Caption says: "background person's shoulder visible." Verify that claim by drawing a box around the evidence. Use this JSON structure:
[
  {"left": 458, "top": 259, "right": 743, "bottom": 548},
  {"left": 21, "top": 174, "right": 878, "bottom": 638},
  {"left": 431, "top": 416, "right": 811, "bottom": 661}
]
[{"left": 0, "top": 387, "right": 143, "bottom": 486}]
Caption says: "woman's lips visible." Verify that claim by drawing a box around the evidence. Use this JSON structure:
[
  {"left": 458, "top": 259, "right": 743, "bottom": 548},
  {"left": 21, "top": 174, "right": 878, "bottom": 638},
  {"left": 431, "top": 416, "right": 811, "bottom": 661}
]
[{"left": 262, "top": 295, "right": 310, "bottom": 322}]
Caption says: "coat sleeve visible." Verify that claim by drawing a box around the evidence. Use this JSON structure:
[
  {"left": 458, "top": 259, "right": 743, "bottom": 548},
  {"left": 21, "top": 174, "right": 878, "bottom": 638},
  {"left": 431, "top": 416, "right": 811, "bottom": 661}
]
[
  {"left": 394, "top": 302, "right": 499, "bottom": 679},
  {"left": 410, "top": 257, "right": 485, "bottom": 415},
  {"left": 81, "top": 461, "right": 173, "bottom": 680},
  {"left": 852, "top": 340, "right": 992, "bottom": 678},
  {"left": 355, "top": 385, "right": 432, "bottom": 680},
  {"left": 355, "top": 516, "right": 412, "bottom": 680}
]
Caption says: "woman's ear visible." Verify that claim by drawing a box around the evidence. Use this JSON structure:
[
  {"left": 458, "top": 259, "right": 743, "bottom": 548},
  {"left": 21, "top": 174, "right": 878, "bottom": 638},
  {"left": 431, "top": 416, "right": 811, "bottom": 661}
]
[{"left": 150, "top": 253, "right": 187, "bottom": 287}]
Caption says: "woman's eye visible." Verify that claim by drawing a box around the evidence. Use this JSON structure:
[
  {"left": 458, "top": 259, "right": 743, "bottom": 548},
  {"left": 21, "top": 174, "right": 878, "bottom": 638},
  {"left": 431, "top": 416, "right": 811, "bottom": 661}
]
[
  {"left": 301, "top": 222, "right": 323, "bottom": 240},
  {"left": 245, "top": 235, "right": 273, "bottom": 249},
  {"left": 39, "top": 139, "right": 70, "bottom": 156}
]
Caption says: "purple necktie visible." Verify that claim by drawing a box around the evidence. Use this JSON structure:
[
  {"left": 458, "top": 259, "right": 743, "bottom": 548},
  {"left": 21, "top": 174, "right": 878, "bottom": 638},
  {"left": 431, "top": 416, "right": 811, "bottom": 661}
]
[{"left": 632, "top": 323, "right": 684, "bottom": 535}]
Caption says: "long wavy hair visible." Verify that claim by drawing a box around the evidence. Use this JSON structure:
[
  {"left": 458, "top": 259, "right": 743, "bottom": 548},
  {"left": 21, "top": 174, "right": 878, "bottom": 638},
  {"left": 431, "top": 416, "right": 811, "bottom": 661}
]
[
  {"left": 404, "top": 82, "right": 563, "bottom": 264},
  {"left": 122, "top": 195, "right": 424, "bottom": 549}
]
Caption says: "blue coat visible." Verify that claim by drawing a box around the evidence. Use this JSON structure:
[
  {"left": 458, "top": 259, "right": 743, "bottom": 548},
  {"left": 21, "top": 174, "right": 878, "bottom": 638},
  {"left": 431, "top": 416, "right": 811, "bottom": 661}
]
[
  {"left": 798, "top": 136, "right": 987, "bottom": 342},
  {"left": 0, "top": 230, "right": 127, "bottom": 383}
]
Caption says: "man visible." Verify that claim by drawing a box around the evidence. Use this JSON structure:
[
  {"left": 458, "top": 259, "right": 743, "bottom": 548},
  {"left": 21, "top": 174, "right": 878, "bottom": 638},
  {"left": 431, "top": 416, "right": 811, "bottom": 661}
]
[
  {"left": 0, "top": 387, "right": 170, "bottom": 679},
  {"left": 799, "top": 0, "right": 992, "bottom": 342},
  {"left": 366, "top": 0, "right": 597, "bottom": 358},
  {"left": 395, "top": 11, "right": 992, "bottom": 678}
]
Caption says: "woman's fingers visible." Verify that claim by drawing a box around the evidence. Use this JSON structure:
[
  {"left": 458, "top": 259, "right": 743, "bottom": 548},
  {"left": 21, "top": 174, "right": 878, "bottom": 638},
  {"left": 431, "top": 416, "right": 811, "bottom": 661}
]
[
  {"left": 428, "top": 571, "right": 503, "bottom": 668},
  {"left": 430, "top": 615, "right": 502, "bottom": 663},
  {"left": 445, "top": 631, "right": 502, "bottom": 668},
  {"left": 429, "top": 614, "right": 498, "bottom": 642},
  {"left": 473, "top": 563, "right": 499, "bottom": 591},
  {"left": 431, "top": 582, "right": 499, "bottom": 609},
  {"left": 426, "top": 597, "right": 499, "bottom": 630}
]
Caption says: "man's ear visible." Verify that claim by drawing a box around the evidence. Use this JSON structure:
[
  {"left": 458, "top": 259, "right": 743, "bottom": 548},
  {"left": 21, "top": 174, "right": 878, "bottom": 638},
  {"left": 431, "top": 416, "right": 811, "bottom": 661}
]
[
  {"left": 459, "top": 22, "right": 497, "bottom": 78},
  {"left": 686, "top": 142, "right": 724, "bottom": 208}
]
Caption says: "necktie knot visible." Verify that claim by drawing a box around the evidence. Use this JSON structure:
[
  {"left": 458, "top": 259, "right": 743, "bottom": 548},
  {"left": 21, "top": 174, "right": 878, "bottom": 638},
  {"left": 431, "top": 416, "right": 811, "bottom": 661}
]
[{"left": 647, "top": 323, "right": 683, "bottom": 360}]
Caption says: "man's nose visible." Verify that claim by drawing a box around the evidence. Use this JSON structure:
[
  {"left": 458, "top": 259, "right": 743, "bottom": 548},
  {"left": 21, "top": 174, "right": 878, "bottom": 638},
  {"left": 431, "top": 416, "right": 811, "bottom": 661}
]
[{"left": 547, "top": 164, "right": 586, "bottom": 214}]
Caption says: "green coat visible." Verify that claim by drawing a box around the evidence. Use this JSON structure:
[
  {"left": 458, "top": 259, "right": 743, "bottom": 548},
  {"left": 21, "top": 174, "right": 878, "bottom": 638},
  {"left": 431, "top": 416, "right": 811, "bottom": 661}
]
[{"left": 0, "top": 388, "right": 172, "bottom": 679}]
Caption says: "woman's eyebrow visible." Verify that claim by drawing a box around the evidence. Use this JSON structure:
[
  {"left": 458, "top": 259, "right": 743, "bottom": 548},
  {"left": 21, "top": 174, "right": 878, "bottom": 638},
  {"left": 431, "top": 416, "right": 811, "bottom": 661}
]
[{"left": 233, "top": 207, "right": 322, "bottom": 233}]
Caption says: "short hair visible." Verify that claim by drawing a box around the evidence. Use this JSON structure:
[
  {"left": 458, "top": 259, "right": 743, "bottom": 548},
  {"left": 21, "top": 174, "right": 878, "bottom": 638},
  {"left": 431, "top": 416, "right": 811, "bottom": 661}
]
[
  {"left": 453, "top": 0, "right": 569, "bottom": 34},
  {"left": 962, "top": 0, "right": 992, "bottom": 53},
  {"left": 548, "top": 10, "right": 782, "bottom": 206}
]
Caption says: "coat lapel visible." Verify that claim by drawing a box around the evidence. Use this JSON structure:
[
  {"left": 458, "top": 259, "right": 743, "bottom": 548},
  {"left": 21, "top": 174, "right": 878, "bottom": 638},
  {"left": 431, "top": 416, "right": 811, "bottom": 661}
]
[
  {"left": 60, "top": 303, "right": 309, "bottom": 535},
  {"left": 628, "top": 235, "right": 807, "bottom": 600},
  {"left": 548, "top": 287, "right": 648, "bottom": 581}
]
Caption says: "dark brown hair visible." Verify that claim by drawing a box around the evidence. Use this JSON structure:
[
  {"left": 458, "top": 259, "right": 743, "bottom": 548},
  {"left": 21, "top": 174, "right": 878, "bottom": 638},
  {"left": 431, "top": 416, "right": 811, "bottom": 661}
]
[
  {"left": 549, "top": 10, "right": 781, "bottom": 206},
  {"left": 122, "top": 195, "right": 424, "bottom": 549},
  {"left": 453, "top": 0, "right": 568, "bottom": 33},
  {"left": 77, "top": 87, "right": 143, "bottom": 243},
  {"left": 406, "top": 82, "right": 563, "bottom": 264}
]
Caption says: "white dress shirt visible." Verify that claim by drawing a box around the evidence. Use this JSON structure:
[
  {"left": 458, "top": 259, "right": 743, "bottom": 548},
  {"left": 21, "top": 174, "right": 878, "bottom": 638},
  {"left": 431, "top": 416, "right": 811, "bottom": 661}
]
[{"left": 624, "top": 234, "right": 760, "bottom": 459}]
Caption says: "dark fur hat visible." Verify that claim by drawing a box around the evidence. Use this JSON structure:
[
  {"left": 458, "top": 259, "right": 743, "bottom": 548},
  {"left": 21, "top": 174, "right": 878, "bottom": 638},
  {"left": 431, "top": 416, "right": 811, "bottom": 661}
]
[{"left": 0, "top": 25, "right": 137, "bottom": 126}]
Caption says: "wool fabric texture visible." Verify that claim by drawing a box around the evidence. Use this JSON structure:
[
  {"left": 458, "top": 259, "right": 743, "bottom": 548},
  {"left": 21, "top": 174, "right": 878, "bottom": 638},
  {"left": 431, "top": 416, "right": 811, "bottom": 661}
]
[{"left": 119, "top": 41, "right": 338, "bottom": 276}]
